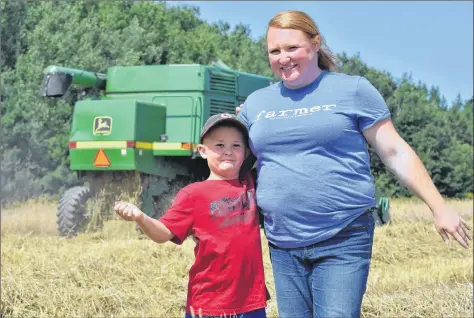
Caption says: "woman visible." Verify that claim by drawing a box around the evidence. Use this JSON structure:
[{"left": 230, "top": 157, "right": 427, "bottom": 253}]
[{"left": 238, "top": 10, "right": 472, "bottom": 318}]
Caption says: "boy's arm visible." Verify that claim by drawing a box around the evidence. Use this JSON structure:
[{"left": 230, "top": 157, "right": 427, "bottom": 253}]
[
  {"left": 114, "top": 201, "right": 174, "bottom": 243},
  {"left": 136, "top": 215, "right": 174, "bottom": 244}
]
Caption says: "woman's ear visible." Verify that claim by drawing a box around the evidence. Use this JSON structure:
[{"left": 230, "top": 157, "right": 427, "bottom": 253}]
[
  {"left": 197, "top": 144, "right": 207, "bottom": 159},
  {"left": 312, "top": 34, "right": 321, "bottom": 52}
]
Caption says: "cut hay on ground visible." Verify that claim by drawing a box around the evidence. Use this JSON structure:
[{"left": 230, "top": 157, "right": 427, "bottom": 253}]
[{"left": 1, "top": 198, "right": 473, "bottom": 317}]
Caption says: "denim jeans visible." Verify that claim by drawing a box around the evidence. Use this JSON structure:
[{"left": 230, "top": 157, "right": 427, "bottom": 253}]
[
  {"left": 268, "top": 210, "right": 375, "bottom": 318},
  {"left": 184, "top": 308, "right": 266, "bottom": 318}
]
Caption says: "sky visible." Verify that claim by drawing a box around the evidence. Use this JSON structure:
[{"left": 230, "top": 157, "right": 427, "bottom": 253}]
[{"left": 166, "top": 1, "right": 473, "bottom": 105}]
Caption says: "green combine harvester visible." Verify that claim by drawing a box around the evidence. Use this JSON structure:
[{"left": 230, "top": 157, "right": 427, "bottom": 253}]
[{"left": 40, "top": 63, "right": 390, "bottom": 237}]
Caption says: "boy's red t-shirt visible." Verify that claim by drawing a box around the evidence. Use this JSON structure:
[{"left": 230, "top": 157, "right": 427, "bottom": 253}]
[{"left": 159, "top": 174, "right": 268, "bottom": 316}]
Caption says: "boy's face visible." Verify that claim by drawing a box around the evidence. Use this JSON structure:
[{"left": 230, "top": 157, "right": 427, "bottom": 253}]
[{"left": 198, "top": 126, "right": 248, "bottom": 180}]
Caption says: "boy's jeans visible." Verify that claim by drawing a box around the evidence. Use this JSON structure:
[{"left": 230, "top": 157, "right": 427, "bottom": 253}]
[{"left": 268, "top": 209, "right": 375, "bottom": 318}]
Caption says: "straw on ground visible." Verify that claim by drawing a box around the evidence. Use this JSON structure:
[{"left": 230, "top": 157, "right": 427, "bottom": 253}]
[{"left": 1, "top": 198, "right": 473, "bottom": 317}]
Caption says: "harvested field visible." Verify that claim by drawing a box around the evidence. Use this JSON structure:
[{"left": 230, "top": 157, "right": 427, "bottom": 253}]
[{"left": 1, "top": 198, "right": 473, "bottom": 317}]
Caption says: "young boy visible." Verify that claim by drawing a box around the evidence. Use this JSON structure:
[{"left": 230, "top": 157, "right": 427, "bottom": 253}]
[{"left": 114, "top": 113, "right": 268, "bottom": 318}]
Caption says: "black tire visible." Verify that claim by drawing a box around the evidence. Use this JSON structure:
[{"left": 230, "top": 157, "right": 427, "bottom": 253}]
[{"left": 57, "top": 186, "right": 92, "bottom": 237}]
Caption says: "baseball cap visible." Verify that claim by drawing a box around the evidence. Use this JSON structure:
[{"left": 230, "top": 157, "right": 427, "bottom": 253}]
[{"left": 200, "top": 113, "right": 249, "bottom": 144}]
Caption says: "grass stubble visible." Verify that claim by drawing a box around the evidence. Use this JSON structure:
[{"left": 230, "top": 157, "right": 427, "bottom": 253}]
[{"left": 1, "top": 198, "right": 472, "bottom": 317}]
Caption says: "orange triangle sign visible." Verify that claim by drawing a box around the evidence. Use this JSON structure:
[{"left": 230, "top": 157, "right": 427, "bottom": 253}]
[{"left": 94, "top": 149, "right": 111, "bottom": 167}]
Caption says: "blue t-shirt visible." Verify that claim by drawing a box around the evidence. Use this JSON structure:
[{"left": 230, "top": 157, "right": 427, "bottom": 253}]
[{"left": 239, "top": 71, "right": 391, "bottom": 248}]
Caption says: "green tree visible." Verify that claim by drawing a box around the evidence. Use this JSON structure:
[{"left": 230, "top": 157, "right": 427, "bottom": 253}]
[
  {"left": 0, "top": 0, "right": 28, "bottom": 71},
  {"left": 0, "top": 0, "right": 272, "bottom": 204},
  {"left": 1, "top": 0, "right": 471, "bottom": 204}
]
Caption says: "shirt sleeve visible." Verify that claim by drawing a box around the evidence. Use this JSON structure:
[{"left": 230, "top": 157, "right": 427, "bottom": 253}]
[
  {"left": 237, "top": 101, "right": 250, "bottom": 129},
  {"left": 355, "top": 76, "right": 391, "bottom": 131},
  {"left": 237, "top": 100, "right": 257, "bottom": 176},
  {"left": 158, "top": 189, "right": 194, "bottom": 245}
]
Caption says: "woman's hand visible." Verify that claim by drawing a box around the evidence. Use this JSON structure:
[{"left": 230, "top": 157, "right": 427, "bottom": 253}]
[
  {"left": 433, "top": 206, "right": 472, "bottom": 248},
  {"left": 236, "top": 104, "right": 243, "bottom": 116}
]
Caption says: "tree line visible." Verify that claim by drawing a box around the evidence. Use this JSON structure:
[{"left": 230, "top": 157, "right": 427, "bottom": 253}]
[{"left": 1, "top": 0, "right": 472, "bottom": 205}]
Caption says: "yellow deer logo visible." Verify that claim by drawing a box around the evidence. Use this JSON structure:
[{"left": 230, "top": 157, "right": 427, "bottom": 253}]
[{"left": 93, "top": 116, "right": 112, "bottom": 135}]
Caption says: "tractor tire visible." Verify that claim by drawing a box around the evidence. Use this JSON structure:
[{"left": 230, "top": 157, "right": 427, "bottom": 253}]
[{"left": 57, "top": 186, "right": 92, "bottom": 237}]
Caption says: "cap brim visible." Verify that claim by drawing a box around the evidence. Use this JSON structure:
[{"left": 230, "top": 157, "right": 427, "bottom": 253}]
[{"left": 200, "top": 118, "right": 248, "bottom": 143}]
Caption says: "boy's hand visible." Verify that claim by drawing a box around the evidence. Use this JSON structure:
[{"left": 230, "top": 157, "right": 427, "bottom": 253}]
[{"left": 114, "top": 201, "right": 145, "bottom": 223}]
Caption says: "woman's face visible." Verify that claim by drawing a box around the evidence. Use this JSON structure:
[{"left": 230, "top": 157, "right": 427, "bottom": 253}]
[{"left": 267, "top": 27, "right": 320, "bottom": 89}]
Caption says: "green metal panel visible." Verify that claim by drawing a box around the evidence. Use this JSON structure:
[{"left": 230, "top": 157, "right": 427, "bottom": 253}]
[
  {"left": 134, "top": 149, "right": 159, "bottom": 174},
  {"left": 136, "top": 102, "right": 167, "bottom": 141},
  {"left": 151, "top": 95, "right": 199, "bottom": 144},
  {"left": 96, "top": 92, "right": 244, "bottom": 144},
  {"left": 102, "top": 92, "right": 205, "bottom": 145},
  {"left": 106, "top": 65, "right": 206, "bottom": 93},
  {"left": 69, "top": 99, "right": 166, "bottom": 171},
  {"left": 105, "top": 64, "right": 272, "bottom": 98},
  {"left": 237, "top": 71, "right": 273, "bottom": 98},
  {"left": 70, "top": 148, "right": 136, "bottom": 170},
  {"left": 70, "top": 99, "right": 166, "bottom": 142},
  {"left": 70, "top": 148, "right": 157, "bottom": 174}
]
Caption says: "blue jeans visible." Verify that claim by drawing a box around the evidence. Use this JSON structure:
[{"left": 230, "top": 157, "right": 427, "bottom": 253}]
[
  {"left": 185, "top": 308, "right": 266, "bottom": 318},
  {"left": 269, "top": 210, "right": 375, "bottom": 318}
]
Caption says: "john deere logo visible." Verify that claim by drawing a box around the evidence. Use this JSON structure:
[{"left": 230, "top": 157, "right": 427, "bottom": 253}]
[{"left": 93, "top": 116, "right": 112, "bottom": 135}]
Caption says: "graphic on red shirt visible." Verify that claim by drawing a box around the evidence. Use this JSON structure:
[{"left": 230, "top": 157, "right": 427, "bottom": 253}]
[
  {"left": 159, "top": 174, "right": 268, "bottom": 316},
  {"left": 210, "top": 189, "right": 254, "bottom": 228}
]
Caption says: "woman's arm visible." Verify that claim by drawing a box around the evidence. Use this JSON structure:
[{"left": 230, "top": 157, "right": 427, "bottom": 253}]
[{"left": 362, "top": 119, "right": 472, "bottom": 248}]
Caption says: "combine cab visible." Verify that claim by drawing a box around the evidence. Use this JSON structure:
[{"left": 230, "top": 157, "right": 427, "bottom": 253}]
[{"left": 41, "top": 63, "right": 272, "bottom": 236}]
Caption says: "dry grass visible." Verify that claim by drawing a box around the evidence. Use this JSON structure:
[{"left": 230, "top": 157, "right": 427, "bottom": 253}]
[
  {"left": 1, "top": 198, "right": 473, "bottom": 317},
  {"left": 1, "top": 198, "right": 59, "bottom": 236}
]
